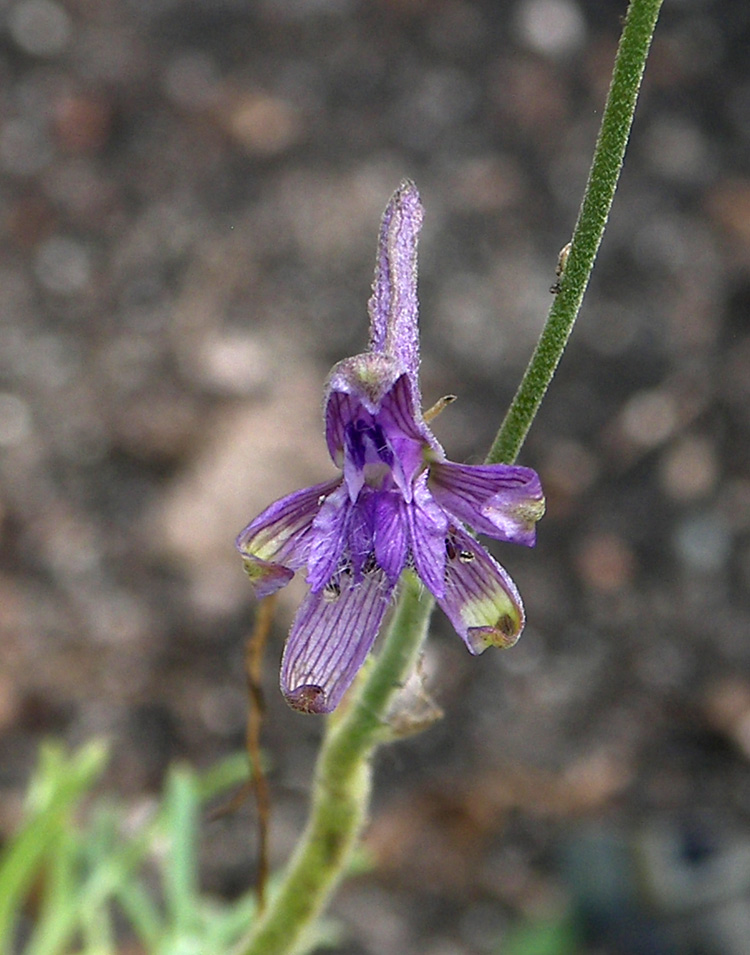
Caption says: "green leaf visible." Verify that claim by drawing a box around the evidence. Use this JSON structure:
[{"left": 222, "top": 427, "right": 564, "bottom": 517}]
[
  {"left": 162, "top": 766, "right": 201, "bottom": 936},
  {"left": 0, "top": 741, "right": 108, "bottom": 953},
  {"left": 500, "top": 913, "right": 581, "bottom": 955},
  {"left": 195, "top": 753, "right": 252, "bottom": 803}
]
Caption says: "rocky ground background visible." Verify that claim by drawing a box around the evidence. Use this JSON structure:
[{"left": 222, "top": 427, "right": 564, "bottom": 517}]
[{"left": 1, "top": 0, "right": 750, "bottom": 953}]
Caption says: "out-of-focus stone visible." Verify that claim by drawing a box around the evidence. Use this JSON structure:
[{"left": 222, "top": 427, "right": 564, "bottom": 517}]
[
  {"left": 659, "top": 435, "right": 719, "bottom": 502},
  {"left": 222, "top": 92, "right": 302, "bottom": 157},
  {"left": 34, "top": 235, "right": 92, "bottom": 295},
  {"left": 674, "top": 512, "right": 732, "bottom": 574},
  {"left": 53, "top": 90, "right": 113, "bottom": 154},
  {"left": 575, "top": 532, "right": 635, "bottom": 593},
  {"left": 191, "top": 331, "right": 276, "bottom": 397},
  {"left": 707, "top": 178, "right": 750, "bottom": 261},
  {"left": 620, "top": 388, "right": 679, "bottom": 449},
  {"left": 540, "top": 438, "right": 599, "bottom": 516},
  {"left": 9, "top": 0, "right": 72, "bottom": 57},
  {"left": 704, "top": 679, "right": 750, "bottom": 760},
  {"left": 515, "top": 0, "right": 586, "bottom": 59}
]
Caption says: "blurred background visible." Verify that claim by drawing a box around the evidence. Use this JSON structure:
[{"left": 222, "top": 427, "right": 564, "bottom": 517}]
[{"left": 1, "top": 0, "right": 749, "bottom": 952}]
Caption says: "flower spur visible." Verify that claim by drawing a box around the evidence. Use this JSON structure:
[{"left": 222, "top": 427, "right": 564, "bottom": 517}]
[{"left": 237, "top": 181, "right": 544, "bottom": 714}]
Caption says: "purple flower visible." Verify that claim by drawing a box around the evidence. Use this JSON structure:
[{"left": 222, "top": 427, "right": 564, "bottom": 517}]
[{"left": 237, "top": 181, "right": 544, "bottom": 714}]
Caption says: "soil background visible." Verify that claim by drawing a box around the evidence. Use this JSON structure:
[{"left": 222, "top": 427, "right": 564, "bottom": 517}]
[{"left": 2, "top": 1, "right": 750, "bottom": 953}]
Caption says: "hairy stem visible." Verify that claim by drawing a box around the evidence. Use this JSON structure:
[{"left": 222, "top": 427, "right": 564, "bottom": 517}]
[
  {"left": 487, "top": 0, "right": 664, "bottom": 466},
  {"left": 234, "top": 572, "right": 433, "bottom": 955}
]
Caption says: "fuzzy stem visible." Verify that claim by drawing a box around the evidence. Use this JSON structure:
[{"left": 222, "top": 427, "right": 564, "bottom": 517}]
[
  {"left": 486, "top": 0, "right": 664, "bottom": 466},
  {"left": 234, "top": 572, "right": 433, "bottom": 955}
]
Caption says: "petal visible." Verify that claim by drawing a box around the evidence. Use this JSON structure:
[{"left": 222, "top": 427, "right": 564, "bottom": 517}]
[
  {"left": 377, "top": 373, "right": 443, "bottom": 494},
  {"left": 281, "top": 567, "right": 396, "bottom": 713},
  {"left": 436, "top": 525, "right": 525, "bottom": 654},
  {"left": 346, "top": 488, "right": 377, "bottom": 579},
  {"left": 367, "top": 181, "right": 423, "bottom": 395},
  {"left": 376, "top": 371, "right": 428, "bottom": 439},
  {"left": 429, "top": 461, "right": 545, "bottom": 546},
  {"left": 324, "top": 361, "right": 439, "bottom": 502},
  {"left": 324, "top": 353, "right": 404, "bottom": 465},
  {"left": 407, "top": 474, "right": 448, "bottom": 599},
  {"left": 306, "top": 483, "right": 351, "bottom": 593},
  {"left": 236, "top": 478, "right": 341, "bottom": 597},
  {"left": 238, "top": 559, "right": 295, "bottom": 598},
  {"left": 374, "top": 491, "right": 408, "bottom": 583}
]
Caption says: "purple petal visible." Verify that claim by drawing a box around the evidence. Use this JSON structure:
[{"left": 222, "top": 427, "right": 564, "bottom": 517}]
[
  {"left": 346, "top": 488, "right": 377, "bottom": 579},
  {"left": 281, "top": 567, "right": 396, "bottom": 713},
  {"left": 429, "top": 461, "right": 545, "bottom": 546},
  {"left": 367, "top": 181, "right": 423, "bottom": 395},
  {"left": 306, "top": 483, "right": 351, "bottom": 593},
  {"left": 324, "top": 360, "right": 439, "bottom": 503},
  {"left": 238, "top": 560, "right": 295, "bottom": 598},
  {"left": 324, "top": 353, "right": 403, "bottom": 466},
  {"left": 236, "top": 478, "right": 341, "bottom": 597},
  {"left": 437, "top": 525, "right": 525, "bottom": 654},
  {"left": 375, "top": 371, "right": 429, "bottom": 441},
  {"left": 374, "top": 491, "right": 408, "bottom": 583},
  {"left": 407, "top": 474, "right": 448, "bottom": 599},
  {"left": 377, "top": 373, "right": 443, "bottom": 496}
]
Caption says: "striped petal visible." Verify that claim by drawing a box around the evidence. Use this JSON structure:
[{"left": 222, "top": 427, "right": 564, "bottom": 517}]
[
  {"left": 437, "top": 525, "right": 524, "bottom": 654},
  {"left": 430, "top": 461, "right": 544, "bottom": 545},
  {"left": 324, "top": 353, "right": 403, "bottom": 465},
  {"left": 376, "top": 372, "right": 442, "bottom": 491},
  {"left": 281, "top": 567, "right": 396, "bottom": 713},
  {"left": 374, "top": 491, "right": 408, "bottom": 583},
  {"left": 306, "top": 482, "right": 352, "bottom": 593},
  {"left": 407, "top": 474, "right": 448, "bottom": 599},
  {"left": 236, "top": 478, "right": 341, "bottom": 597}
]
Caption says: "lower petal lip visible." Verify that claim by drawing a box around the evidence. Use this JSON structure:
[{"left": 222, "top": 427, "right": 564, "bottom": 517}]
[
  {"left": 281, "top": 565, "right": 396, "bottom": 714},
  {"left": 284, "top": 684, "right": 330, "bottom": 714},
  {"left": 435, "top": 525, "right": 525, "bottom": 653},
  {"left": 466, "top": 618, "right": 522, "bottom": 653}
]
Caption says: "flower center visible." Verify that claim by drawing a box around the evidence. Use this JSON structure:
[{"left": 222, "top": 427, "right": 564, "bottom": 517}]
[{"left": 344, "top": 419, "right": 396, "bottom": 494}]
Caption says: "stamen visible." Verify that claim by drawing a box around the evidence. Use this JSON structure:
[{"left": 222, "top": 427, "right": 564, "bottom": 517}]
[
  {"left": 424, "top": 394, "right": 457, "bottom": 423},
  {"left": 362, "top": 552, "right": 378, "bottom": 575}
]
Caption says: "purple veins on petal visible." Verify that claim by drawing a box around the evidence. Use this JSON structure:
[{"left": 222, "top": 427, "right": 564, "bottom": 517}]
[
  {"left": 437, "top": 525, "right": 525, "bottom": 655},
  {"left": 306, "top": 482, "right": 351, "bottom": 593},
  {"left": 281, "top": 565, "right": 396, "bottom": 714},
  {"left": 376, "top": 371, "right": 431, "bottom": 445},
  {"left": 342, "top": 417, "right": 394, "bottom": 502},
  {"left": 375, "top": 372, "right": 443, "bottom": 487},
  {"left": 429, "top": 461, "right": 545, "bottom": 546},
  {"left": 324, "top": 353, "right": 403, "bottom": 466},
  {"left": 407, "top": 473, "right": 448, "bottom": 599},
  {"left": 374, "top": 491, "right": 408, "bottom": 583},
  {"left": 236, "top": 478, "right": 341, "bottom": 597},
  {"left": 346, "top": 489, "right": 378, "bottom": 579},
  {"left": 324, "top": 359, "right": 432, "bottom": 503}
]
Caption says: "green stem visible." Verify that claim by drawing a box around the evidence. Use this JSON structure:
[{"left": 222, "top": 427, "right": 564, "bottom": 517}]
[
  {"left": 234, "top": 572, "right": 433, "bottom": 955},
  {"left": 486, "top": 0, "right": 664, "bottom": 466}
]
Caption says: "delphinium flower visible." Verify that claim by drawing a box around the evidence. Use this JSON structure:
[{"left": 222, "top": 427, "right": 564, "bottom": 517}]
[{"left": 237, "top": 181, "right": 544, "bottom": 714}]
